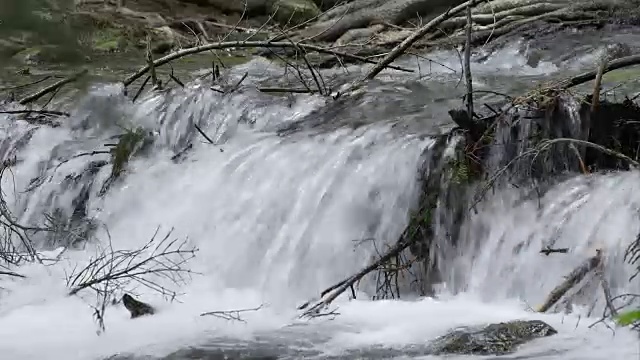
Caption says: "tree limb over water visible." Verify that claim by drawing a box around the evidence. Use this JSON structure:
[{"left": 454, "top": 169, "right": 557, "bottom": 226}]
[{"left": 122, "top": 40, "right": 413, "bottom": 87}]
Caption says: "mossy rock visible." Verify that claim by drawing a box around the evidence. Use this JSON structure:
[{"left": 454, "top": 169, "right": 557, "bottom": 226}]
[
  {"left": 110, "top": 127, "right": 151, "bottom": 179},
  {"left": 270, "top": 0, "right": 320, "bottom": 26},
  {"left": 0, "top": 39, "right": 26, "bottom": 58},
  {"left": 89, "top": 28, "right": 127, "bottom": 53},
  {"left": 601, "top": 67, "right": 640, "bottom": 84},
  {"left": 428, "top": 320, "right": 558, "bottom": 356}
]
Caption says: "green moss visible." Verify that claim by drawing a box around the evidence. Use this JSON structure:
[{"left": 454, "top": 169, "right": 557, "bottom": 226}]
[
  {"left": 601, "top": 67, "right": 640, "bottom": 84},
  {"left": 12, "top": 47, "right": 41, "bottom": 62},
  {"left": 450, "top": 157, "right": 471, "bottom": 185},
  {"left": 84, "top": 28, "right": 127, "bottom": 53},
  {"left": 615, "top": 309, "right": 640, "bottom": 326},
  {"left": 447, "top": 142, "right": 480, "bottom": 185},
  {"left": 110, "top": 127, "right": 148, "bottom": 179}
]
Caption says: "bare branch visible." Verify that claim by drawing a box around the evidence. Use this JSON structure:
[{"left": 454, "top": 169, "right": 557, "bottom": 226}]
[
  {"left": 200, "top": 304, "right": 264, "bottom": 322},
  {"left": 464, "top": 5, "right": 474, "bottom": 120},
  {"left": 19, "top": 69, "right": 88, "bottom": 105},
  {"left": 67, "top": 227, "right": 198, "bottom": 297}
]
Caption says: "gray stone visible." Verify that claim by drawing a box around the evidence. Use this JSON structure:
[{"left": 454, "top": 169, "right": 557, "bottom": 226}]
[{"left": 427, "top": 319, "right": 558, "bottom": 356}]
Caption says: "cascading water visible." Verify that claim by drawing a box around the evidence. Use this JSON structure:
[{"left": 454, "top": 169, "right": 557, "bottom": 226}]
[{"left": 0, "top": 41, "right": 638, "bottom": 360}]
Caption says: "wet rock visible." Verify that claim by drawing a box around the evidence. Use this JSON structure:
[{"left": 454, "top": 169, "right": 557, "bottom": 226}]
[
  {"left": 0, "top": 38, "right": 26, "bottom": 58},
  {"left": 122, "top": 294, "right": 156, "bottom": 318},
  {"left": 427, "top": 319, "right": 558, "bottom": 356},
  {"left": 605, "top": 42, "right": 632, "bottom": 61},
  {"left": 334, "top": 24, "right": 385, "bottom": 46},
  {"left": 271, "top": 0, "right": 321, "bottom": 26},
  {"left": 150, "top": 26, "right": 181, "bottom": 54}
]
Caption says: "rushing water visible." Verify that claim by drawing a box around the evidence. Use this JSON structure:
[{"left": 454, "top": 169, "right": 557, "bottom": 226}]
[{"left": 0, "top": 34, "right": 639, "bottom": 360}]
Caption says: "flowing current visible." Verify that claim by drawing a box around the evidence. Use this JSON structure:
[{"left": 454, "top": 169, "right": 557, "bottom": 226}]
[{"left": 0, "top": 39, "right": 639, "bottom": 360}]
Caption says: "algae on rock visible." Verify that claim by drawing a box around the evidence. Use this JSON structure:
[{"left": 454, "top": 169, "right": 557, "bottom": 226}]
[
  {"left": 428, "top": 319, "right": 558, "bottom": 355},
  {"left": 110, "top": 126, "right": 151, "bottom": 179}
]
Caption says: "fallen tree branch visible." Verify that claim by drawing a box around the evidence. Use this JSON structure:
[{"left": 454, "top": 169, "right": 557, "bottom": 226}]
[
  {"left": 341, "top": 0, "right": 487, "bottom": 95},
  {"left": 19, "top": 69, "right": 88, "bottom": 105},
  {"left": 0, "top": 270, "right": 26, "bottom": 278},
  {"left": 123, "top": 41, "right": 413, "bottom": 86},
  {"left": 299, "top": 232, "right": 420, "bottom": 317},
  {"left": 562, "top": 54, "right": 640, "bottom": 90},
  {"left": 536, "top": 250, "right": 602, "bottom": 313}
]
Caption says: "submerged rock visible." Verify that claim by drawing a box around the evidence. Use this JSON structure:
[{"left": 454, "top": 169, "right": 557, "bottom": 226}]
[
  {"left": 122, "top": 294, "right": 156, "bottom": 318},
  {"left": 427, "top": 319, "right": 558, "bottom": 356}
]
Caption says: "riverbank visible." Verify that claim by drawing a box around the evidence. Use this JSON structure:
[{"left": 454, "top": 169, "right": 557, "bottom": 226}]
[{"left": 4, "top": 0, "right": 640, "bottom": 70}]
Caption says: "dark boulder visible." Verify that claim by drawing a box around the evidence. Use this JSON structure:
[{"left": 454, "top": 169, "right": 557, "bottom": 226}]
[
  {"left": 427, "top": 319, "right": 558, "bottom": 356},
  {"left": 122, "top": 293, "right": 156, "bottom": 318}
]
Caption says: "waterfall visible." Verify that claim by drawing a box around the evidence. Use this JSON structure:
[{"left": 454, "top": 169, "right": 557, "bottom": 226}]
[{"left": 0, "top": 52, "right": 638, "bottom": 360}]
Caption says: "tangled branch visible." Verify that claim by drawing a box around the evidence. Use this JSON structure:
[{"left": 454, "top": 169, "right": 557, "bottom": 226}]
[{"left": 66, "top": 227, "right": 198, "bottom": 297}]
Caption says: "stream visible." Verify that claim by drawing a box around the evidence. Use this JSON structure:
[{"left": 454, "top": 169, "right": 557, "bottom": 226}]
[{"left": 0, "top": 27, "right": 639, "bottom": 360}]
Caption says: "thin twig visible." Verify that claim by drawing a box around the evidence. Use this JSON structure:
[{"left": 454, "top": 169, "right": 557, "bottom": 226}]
[
  {"left": 194, "top": 124, "right": 214, "bottom": 144},
  {"left": 123, "top": 41, "right": 413, "bottom": 86},
  {"left": 464, "top": 5, "right": 474, "bottom": 120},
  {"left": 200, "top": 304, "right": 263, "bottom": 322}
]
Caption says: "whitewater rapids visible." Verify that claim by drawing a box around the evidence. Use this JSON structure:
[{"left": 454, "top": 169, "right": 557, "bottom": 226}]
[{"left": 0, "top": 40, "right": 638, "bottom": 359}]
